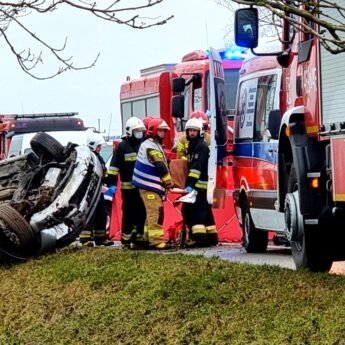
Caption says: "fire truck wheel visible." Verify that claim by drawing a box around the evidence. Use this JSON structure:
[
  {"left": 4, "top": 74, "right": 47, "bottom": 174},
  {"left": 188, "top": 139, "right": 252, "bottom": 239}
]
[
  {"left": 30, "top": 132, "right": 64, "bottom": 162},
  {"left": 0, "top": 204, "right": 37, "bottom": 257},
  {"left": 242, "top": 202, "right": 268, "bottom": 253},
  {"left": 291, "top": 225, "right": 333, "bottom": 272},
  {"left": 287, "top": 164, "right": 333, "bottom": 272}
]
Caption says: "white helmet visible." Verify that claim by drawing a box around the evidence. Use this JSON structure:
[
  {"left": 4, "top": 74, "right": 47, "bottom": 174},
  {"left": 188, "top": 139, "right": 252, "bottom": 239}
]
[
  {"left": 125, "top": 117, "right": 146, "bottom": 137},
  {"left": 185, "top": 118, "right": 204, "bottom": 136},
  {"left": 87, "top": 133, "right": 105, "bottom": 151}
]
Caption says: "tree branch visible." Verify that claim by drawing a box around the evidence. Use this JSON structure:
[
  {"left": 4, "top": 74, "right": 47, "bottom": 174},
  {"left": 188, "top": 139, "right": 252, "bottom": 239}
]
[{"left": 0, "top": 0, "right": 173, "bottom": 79}]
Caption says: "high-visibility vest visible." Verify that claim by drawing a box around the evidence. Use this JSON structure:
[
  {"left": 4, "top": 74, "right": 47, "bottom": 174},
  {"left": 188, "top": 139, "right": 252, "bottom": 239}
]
[{"left": 132, "top": 139, "right": 167, "bottom": 195}]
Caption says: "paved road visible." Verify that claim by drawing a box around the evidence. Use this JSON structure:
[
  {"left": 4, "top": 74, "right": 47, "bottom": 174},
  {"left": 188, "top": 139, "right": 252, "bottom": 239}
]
[
  {"left": 109, "top": 241, "right": 345, "bottom": 275},
  {"left": 178, "top": 243, "right": 345, "bottom": 275}
]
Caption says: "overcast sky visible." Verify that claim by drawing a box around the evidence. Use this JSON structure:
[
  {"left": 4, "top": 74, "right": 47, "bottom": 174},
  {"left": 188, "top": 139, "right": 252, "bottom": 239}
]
[{"left": 0, "top": 0, "right": 233, "bottom": 136}]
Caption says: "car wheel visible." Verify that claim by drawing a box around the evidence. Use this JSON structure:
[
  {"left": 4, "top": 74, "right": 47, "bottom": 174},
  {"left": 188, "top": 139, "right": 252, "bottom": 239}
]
[
  {"left": 30, "top": 132, "right": 65, "bottom": 162},
  {"left": 0, "top": 204, "right": 37, "bottom": 256},
  {"left": 242, "top": 202, "right": 268, "bottom": 253}
]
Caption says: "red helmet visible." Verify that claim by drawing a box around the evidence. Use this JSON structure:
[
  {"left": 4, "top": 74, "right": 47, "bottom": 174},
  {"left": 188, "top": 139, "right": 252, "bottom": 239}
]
[
  {"left": 190, "top": 111, "right": 209, "bottom": 125},
  {"left": 147, "top": 118, "right": 170, "bottom": 137},
  {"left": 143, "top": 116, "right": 154, "bottom": 129}
]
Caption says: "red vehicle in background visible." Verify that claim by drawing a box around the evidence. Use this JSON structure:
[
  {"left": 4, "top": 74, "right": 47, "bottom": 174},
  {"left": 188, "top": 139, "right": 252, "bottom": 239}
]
[
  {"left": 0, "top": 112, "right": 85, "bottom": 159},
  {"left": 111, "top": 48, "right": 246, "bottom": 243},
  {"left": 234, "top": 3, "right": 345, "bottom": 271}
]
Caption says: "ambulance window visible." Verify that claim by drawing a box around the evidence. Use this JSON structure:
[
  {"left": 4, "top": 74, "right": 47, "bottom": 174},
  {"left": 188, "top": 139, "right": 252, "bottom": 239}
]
[
  {"left": 254, "top": 74, "right": 277, "bottom": 141},
  {"left": 146, "top": 96, "right": 159, "bottom": 117},
  {"left": 235, "top": 78, "right": 257, "bottom": 141},
  {"left": 224, "top": 69, "right": 240, "bottom": 110},
  {"left": 132, "top": 100, "right": 145, "bottom": 118}
]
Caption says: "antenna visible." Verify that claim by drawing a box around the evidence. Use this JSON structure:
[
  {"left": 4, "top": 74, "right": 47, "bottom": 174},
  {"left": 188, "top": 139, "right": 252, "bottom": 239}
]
[
  {"left": 107, "top": 113, "right": 113, "bottom": 140},
  {"left": 205, "top": 20, "right": 209, "bottom": 48}
]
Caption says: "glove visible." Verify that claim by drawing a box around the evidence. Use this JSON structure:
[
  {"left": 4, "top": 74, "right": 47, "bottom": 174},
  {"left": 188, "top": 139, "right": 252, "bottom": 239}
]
[
  {"left": 185, "top": 186, "right": 193, "bottom": 193},
  {"left": 104, "top": 185, "right": 116, "bottom": 198}
]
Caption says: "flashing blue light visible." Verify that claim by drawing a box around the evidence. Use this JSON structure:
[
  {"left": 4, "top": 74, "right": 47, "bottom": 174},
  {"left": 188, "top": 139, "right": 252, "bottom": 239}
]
[
  {"left": 205, "top": 47, "right": 247, "bottom": 60},
  {"left": 223, "top": 47, "right": 247, "bottom": 60}
]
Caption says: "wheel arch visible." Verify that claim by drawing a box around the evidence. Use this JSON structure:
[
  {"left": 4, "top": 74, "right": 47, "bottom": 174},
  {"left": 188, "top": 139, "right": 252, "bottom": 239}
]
[{"left": 277, "top": 107, "right": 306, "bottom": 212}]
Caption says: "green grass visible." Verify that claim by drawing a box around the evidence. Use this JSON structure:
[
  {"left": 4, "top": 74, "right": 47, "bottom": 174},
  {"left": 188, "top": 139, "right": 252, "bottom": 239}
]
[{"left": 0, "top": 248, "right": 344, "bottom": 345}]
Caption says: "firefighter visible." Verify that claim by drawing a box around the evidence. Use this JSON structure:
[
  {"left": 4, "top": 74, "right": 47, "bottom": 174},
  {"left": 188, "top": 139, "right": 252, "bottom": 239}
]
[
  {"left": 181, "top": 118, "right": 218, "bottom": 247},
  {"left": 132, "top": 118, "right": 173, "bottom": 249},
  {"left": 80, "top": 133, "right": 114, "bottom": 246},
  {"left": 176, "top": 111, "right": 211, "bottom": 160},
  {"left": 107, "top": 117, "right": 147, "bottom": 249}
]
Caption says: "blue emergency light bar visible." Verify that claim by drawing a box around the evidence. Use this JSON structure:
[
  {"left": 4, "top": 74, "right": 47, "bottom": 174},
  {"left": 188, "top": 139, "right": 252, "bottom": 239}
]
[{"left": 206, "top": 47, "right": 247, "bottom": 60}]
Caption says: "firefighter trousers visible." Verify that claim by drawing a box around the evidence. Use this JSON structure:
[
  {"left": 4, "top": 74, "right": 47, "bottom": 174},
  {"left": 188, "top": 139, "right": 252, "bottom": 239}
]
[
  {"left": 80, "top": 194, "right": 108, "bottom": 244},
  {"left": 139, "top": 189, "right": 165, "bottom": 248},
  {"left": 121, "top": 189, "right": 146, "bottom": 246},
  {"left": 182, "top": 190, "right": 218, "bottom": 247}
]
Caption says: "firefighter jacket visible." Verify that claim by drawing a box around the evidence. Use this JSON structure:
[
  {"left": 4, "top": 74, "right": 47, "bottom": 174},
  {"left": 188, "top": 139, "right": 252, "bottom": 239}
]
[
  {"left": 177, "top": 132, "right": 211, "bottom": 160},
  {"left": 107, "top": 137, "right": 141, "bottom": 190},
  {"left": 132, "top": 138, "right": 172, "bottom": 195},
  {"left": 185, "top": 136, "right": 209, "bottom": 191}
]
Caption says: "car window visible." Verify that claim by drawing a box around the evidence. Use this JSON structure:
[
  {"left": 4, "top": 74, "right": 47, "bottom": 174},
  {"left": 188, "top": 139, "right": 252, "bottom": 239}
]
[
  {"left": 8, "top": 135, "right": 24, "bottom": 157},
  {"left": 100, "top": 144, "right": 113, "bottom": 163}
]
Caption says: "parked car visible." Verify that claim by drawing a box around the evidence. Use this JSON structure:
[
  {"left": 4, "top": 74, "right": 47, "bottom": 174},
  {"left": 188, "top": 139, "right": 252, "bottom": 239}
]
[{"left": 0, "top": 132, "right": 103, "bottom": 262}]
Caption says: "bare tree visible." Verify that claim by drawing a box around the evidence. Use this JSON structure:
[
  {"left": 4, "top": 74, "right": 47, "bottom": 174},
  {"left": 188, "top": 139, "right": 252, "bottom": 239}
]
[
  {"left": 0, "top": 0, "right": 173, "bottom": 79},
  {"left": 230, "top": 0, "right": 345, "bottom": 54}
]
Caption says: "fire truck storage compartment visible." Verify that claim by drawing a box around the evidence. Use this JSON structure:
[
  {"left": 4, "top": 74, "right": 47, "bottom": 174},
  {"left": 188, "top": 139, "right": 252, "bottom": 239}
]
[{"left": 320, "top": 0, "right": 345, "bottom": 127}]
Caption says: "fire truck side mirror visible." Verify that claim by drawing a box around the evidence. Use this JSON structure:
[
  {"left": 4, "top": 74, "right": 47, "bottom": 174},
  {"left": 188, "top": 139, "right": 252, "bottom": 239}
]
[
  {"left": 171, "top": 77, "right": 186, "bottom": 93},
  {"left": 268, "top": 109, "right": 281, "bottom": 139},
  {"left": 172, "top": 95, "right": 185, "bottom": 118},
  {"left": 234, "top": 8, "right": 259, "bottom": 49}
]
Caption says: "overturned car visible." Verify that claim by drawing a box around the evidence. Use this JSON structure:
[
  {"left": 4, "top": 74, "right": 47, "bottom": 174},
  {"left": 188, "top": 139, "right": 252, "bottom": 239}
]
[{"left": 0, "top": 132, "right": 103, "bottom": 262}]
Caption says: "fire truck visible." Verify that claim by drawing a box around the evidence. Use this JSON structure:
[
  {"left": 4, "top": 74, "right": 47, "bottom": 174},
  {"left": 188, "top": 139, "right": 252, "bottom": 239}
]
[
  {"left": 0, "top": 112, "right": 85, "bottom": 158},
  {"left": 233, "top": 3, "right": 345, "bottom": 271},
  {"left": 111, "top": 48, "right": 246, "bottom": 243}
]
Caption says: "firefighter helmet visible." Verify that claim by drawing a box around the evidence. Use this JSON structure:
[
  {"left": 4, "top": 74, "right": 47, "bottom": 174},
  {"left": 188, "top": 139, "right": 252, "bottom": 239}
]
[
  {"left": 190, "top": 111, "right": 209, "bottom": 125},
  {"left": 147, "top": 118, "right": 170, "bottom": 137},
  {"left": 185, "top": 118, "right": 204, "bottom": 136},
  {"left": 143, "top": 116, "right": 154, "bottom": 129},
  {"left": 125, "top": 117, "right": 146, "bottom": 137},
  {"left": 87, "top": 133, "right": 106, "bottom": 151}
]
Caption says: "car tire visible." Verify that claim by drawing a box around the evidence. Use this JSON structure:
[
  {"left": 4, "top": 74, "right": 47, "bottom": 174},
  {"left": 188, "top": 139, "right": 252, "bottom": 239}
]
[
  {"left": 0, "top": 204, "right": 37, "bottom": 256},
  {"left": 30, "top": 132, "right": 65, "bottom": 162},
  {"left": 242, "top": 202, "right": 268, "bottom": 253}
]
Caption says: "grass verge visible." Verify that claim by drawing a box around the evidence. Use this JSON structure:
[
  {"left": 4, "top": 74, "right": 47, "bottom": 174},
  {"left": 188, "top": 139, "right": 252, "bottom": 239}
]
[{"left": 0, "top": 248, "right": 344, "bottom": 345}]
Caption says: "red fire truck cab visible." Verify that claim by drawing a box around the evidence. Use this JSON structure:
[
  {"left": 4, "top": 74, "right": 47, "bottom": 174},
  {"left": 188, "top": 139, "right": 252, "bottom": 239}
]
[
  {"left": 233, "top": 3, "right": 345, "bottom": 272},
  {"left": 0, "top": 112, "right": 85, "bottom": 159}
]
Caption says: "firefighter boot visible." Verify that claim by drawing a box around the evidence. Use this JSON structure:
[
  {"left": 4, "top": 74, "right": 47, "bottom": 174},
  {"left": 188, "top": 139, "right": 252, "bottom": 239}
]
[
  {"left": 206, "top": 225, "right": 218, "bottom": 247},
  {"left": 80, "top": 227, "right": 94, "bottom": 247},
  {"left": 94, "top": 230, "right": 114, "bottom": 246}
]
